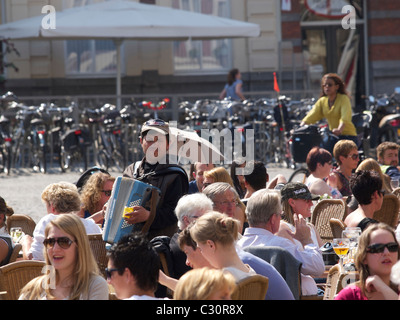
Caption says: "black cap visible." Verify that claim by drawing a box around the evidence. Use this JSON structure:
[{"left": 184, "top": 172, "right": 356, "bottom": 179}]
[{"left": 280, "top": 182, "right": 320, "bottom": 202}]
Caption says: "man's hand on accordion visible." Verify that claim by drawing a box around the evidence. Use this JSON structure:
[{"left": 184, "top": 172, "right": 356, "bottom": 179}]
[{"left": 123, "top": 206, "right": 150, "bottom": 224}]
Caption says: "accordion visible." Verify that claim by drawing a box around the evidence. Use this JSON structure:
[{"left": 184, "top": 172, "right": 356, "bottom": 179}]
[{"left": 102, "top": 176, "right": 161, "bottom": 244}]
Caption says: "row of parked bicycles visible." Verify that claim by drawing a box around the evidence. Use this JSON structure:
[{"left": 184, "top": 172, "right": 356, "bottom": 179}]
[
  {"left": 1, "top": 87, "right": 394, "bottom": 175},
  {"left": 0, "top": 96, "right": 150, "bottom": 174}
]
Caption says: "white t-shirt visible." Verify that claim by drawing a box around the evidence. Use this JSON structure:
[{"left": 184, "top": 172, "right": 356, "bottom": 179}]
[{"left": 29, "top": 213, "right": 102, "bottom": 261}]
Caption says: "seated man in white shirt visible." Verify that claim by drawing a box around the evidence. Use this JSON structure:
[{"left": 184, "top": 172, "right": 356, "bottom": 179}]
[
  {"left": 236, "top": 188, "right": 325, "bottom": 296},
  {"left": 21, "top": 181, "right": 101, "bottom": 260}
]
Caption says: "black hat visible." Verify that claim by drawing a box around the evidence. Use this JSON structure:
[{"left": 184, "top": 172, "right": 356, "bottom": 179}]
[{"left": 280, "top": 182, "right": 320, "bottom": 202}]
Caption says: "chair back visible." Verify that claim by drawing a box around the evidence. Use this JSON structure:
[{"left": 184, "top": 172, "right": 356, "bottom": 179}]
[
  {"left": 311, "top": 199, "right": 347, "bottom": 243},
  {"left": 373, "top": 194, "right": 399, "bottom": 228},
  {"left": 243, "top": 245, "right": 302, "bottom": 300},
  {"left": 392, "top": 187, "right": 400, "bottom": 198},
  {"left": 323, "top": 264, "right": 349, "bottom": 300},
  {"left": 329, "top": 218, "right": 346, "bottom": 239},
  {"left": 87, "top": 234, "right": 108, "bottom": 278},
  {"left": 0, "top": 260, "right": 46, "bottom": 300},
  {"left": 6, "top": 214, "right": 36, "bottom": 236},
  {"left": 231, "top": 274, "right": 269, "bottom": 300},
  {"left": 8, "top": 243, "right": 22, "bottom": 264}
]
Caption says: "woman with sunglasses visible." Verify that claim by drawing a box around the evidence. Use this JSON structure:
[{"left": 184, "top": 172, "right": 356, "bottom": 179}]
[
  {"left": 332, "top": 139, "right": 359, "bottom": 197},
  {"left": 19, "top": 214, "right": 109, "bottom": 300},
  {"left": 305, "top": 146, "right": 342, "bottom": 199},
  {"left": 335, "top": 223, "right": 400, "bottom": 300},
  {"left": 79, "top": 172, "right": 115, "bottom": 224},
  {"left": 300, "top": 73, "right": 357, "bottom": 152},
  {"left": 344, "top": 170, "right": 382, "bottom": 231}
]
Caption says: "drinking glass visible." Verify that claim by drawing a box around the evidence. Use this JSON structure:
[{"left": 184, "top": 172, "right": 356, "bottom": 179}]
[
  {"left": 391, "top": 178, "right": 399, "bottom": 190},
  {"left": 332, "top": 238, "right": 350, "bottom": 269},
  {"left": 342, "top": 227, "right": 362, "bottom": 267},
  {"left": 10, "top": 227, "right": 22, "bottom": 243}
]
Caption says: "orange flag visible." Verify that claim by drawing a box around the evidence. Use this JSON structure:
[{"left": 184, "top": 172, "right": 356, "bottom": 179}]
[{"left": 273, "top": 72, "right": 280, "bottom": 93}]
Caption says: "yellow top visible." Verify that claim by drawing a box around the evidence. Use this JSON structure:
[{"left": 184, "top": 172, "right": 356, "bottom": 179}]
[{"left": 302, "top": 93, "right": 357, "bottom": 136}]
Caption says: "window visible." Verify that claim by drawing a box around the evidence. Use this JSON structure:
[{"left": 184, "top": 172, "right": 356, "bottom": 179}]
[
  {"left": 172, "top": 0, "right": 232, "bottom": 74},
  {"left": 63, "top": 0, "right": 119, "bottom": 77},
  {"left": 65, "top": 39, "right": 119, "bottom": 76}
]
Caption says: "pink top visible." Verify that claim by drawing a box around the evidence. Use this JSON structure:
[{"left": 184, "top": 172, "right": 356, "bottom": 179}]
[{"left": 335, "top": 284, "right": 368, "bottom": 300}]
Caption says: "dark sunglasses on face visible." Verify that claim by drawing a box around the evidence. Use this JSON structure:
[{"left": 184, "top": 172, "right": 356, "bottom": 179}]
[
  {"left": 43, "top": 237, "right": 74, "bottom": 249},
  {"left": 323, "top": 83, "right": 335, "bottom": 87},
  {"left": 102, "top": 190, "right": 112, "bottom": 197},
  {"left": 105, "top": 267, "right": 120, "bottom": 279},
  {"left": 347, "top": 153, "right": 359, "bottom": 160},
  {"left": 367, "top": 242, "right": 399, "bottom": 254}
]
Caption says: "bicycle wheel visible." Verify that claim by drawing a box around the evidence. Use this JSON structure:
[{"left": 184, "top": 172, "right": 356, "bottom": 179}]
[
  {"left": 97, "top": 149, "right": 109, "bottom": 171},
  {"left": 32, "top": 143, "right": 47, "bottom": 173},
  {"left": 60, "top": 146, "right": 71, "bottom": 171},
  {"left": 111, "top": 150, "right": 125, "bottom": 172},
  {"left": 254, "top": 131, "right": 271, "bottom": 162},
  {"left": 288, "top": 167, "right": 310, "bottom": 183},
  {"left": 72, "top": 144, "right": 88, "bottom": 173}
]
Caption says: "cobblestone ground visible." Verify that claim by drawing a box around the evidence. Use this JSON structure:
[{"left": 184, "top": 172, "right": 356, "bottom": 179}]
[{"left": 0, "top": 163, "right": 295, "bottom": 224}]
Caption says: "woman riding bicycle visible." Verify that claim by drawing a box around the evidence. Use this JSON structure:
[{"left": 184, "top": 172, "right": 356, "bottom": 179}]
[{"left": 300, "top": 73, "right": 357, "bottom": 153}]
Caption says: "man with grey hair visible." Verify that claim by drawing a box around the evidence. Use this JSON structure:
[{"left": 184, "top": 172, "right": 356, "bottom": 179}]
[
  {"left": 169, "top": 193, "right": 213, "bottom": 279},
  {"left": 202, "top": 182, "right": 239, "bottom": 218},
  {"left": 236, "top": 188, "right": 325, "bottom": 296},
  {"left": 175, "top": 193, "right": 213, "bottom": 230}
]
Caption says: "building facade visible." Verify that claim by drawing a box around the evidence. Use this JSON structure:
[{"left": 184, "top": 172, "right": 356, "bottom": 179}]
[{"left": 1, "top": 0, "right": 400, "bottom": 117}]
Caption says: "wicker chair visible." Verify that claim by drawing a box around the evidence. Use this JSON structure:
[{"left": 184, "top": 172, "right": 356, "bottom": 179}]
[
  {"left": 329, "top": 218, "right": 346, "bottom": 239},
  {"left": 311, "top": 199, "right": 347, "bottom": 243},
  {"left": 392, "top": 187, "right": 400, "bottom": 198},
  {"left": 6, "top": 214, "right": 36, "bottom": 236},
  {"left": 231, "top": 274, "right": 269, "bottom": 300},
  {"left": 8, "top": 243, "right": 22, "bottom": 264},
  {"left": 373, "top": 194, "right": 399, "bottom": 228},
  {"left": 88, "top": 234, "right": 108, "bottom": 278},
  {"left": 0, "top": 260, "right": 45, "bottom": 300},
  {"left": 323, "top": 264, "right": 348, "bottom": 300}
]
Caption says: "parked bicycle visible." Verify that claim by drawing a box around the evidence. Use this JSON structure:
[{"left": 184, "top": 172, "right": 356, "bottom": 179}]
[
  {"left": 0, "top": 115, "right": 12, "bottom": 174},
  {"left": 48, "top": 102, "right": 91, "bottom": 173},
  {"left": 85, "top": 104, "right": 125, "bottom": 172},
  {"left": 10, "top": 104, "right": 51, "bottom": 173}
]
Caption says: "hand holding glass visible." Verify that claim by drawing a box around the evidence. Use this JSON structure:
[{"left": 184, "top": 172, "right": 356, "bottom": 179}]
[{"left": 332, "top": 238, "right": 350, "bottom": 268}]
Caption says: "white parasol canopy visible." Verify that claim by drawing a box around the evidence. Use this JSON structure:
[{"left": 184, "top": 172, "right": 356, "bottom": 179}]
[{"left": 0, "top": 0, "right": 260, "bottom": 108}]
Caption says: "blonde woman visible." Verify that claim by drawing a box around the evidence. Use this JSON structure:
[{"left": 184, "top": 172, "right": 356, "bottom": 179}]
[
  {"left": 174, "top": 267, "right": 236, "bottom": 300},
  {"left": 19, "top": 214, "right": 109, "bottom": 300},
  {"left": 332, "top": 139, "right": 359, "bottom": 197},
  {"left": 190, "top": 211, "right": 256, "bottom": 282},
  {"left": 356, "top": 157, "right": 392, "bottom": 193}
]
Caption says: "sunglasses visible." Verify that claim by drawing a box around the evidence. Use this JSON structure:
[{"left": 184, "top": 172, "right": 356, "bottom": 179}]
[
  {"left": 43, "top": 237, "right": 75, "bottom": 249},
  {"left": 367, "top": 242, "right": 399, "bottom": 254},
  {"left": 102, "top": 190, "right": 112, "bottom": 197},
  {"left": 105, "top": 267, "right": 121, "bottom": 279},
  {"left": 347, "top": 153, "right": 359, "bottom": 160},
  {"left": 323, "top": 83, "right": 336, "bottom": 87}
]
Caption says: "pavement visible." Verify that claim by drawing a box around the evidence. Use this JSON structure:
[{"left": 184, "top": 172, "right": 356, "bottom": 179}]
[{"left": 0, "top": 163, "right": 295, "bottom": 224}]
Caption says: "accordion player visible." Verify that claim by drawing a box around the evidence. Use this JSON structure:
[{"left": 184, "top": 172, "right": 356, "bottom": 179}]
[{"left": 103, "top": 176, "right": 161, "bottom": 244}]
